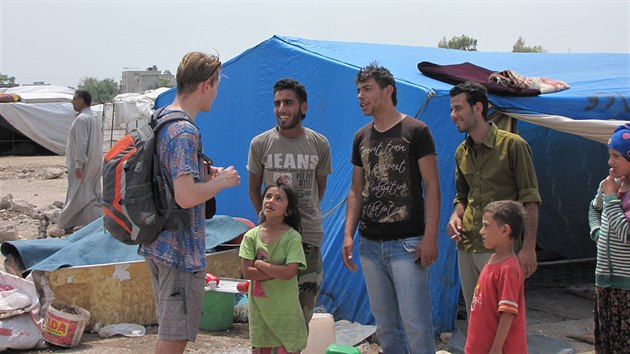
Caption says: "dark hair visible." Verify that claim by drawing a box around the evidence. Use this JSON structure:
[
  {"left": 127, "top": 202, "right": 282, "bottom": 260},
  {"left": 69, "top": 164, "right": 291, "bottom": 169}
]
[
  {"left": 483, "top": 200, "right": 526, "bottom": 240},
  {"left": 176, "top": 51, "right": 221, "bottom": 95},
  {"left": 449, "top": 81, "right": 489, "bottom": 120},
  {"left": 273, "top": 78, "right": 307, "bottom": 120},
  {"left": 355, "top": 62, "right": 397, "bottom": 106},
  {"left": 75, "top": 89, "right": 92, "bottom": 106},
  {"left": 259, "top": 179, "right": 302, "bottom": 233}
]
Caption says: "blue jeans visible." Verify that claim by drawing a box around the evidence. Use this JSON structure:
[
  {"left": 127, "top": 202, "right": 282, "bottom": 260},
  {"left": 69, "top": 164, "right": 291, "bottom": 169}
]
[{"left": 359, "top": 236, "right": 435, "bottom": 354}]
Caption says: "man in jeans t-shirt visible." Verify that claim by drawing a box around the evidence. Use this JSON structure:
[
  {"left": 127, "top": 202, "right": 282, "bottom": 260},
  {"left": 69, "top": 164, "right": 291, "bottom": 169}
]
[{"left": 247, "top": 78, "right": 332, "bottom": 326}]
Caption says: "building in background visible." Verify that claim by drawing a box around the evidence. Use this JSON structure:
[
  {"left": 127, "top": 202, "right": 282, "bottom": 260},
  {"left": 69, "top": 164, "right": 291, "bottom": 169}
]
[{"left": 119, "top": 66, "right": 175, "bottom": 93}]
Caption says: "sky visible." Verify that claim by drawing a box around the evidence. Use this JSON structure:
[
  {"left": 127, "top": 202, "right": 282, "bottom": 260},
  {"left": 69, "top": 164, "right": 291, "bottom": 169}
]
[{"left": 1, "top": 0, "right": 628, "bottom": 88}]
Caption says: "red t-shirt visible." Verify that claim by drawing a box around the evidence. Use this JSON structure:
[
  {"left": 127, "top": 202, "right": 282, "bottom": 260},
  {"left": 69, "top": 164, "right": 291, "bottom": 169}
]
[{"left": 465, "top": 255, "right": 527, "bottom": 354}]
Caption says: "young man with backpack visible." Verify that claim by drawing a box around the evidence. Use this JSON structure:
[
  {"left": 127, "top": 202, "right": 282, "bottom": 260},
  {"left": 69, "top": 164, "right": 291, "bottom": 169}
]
[{"left": 138, "top": 51, "right": 240, "bottom": 354}]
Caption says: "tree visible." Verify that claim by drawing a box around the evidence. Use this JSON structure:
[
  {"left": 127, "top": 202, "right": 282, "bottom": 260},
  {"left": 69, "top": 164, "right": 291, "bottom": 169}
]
[
  {"left": 0, "top": 73, "right": 16, "bottom": 85},
  {"left": 78, "top": 77, "right": 119, "bottom": 103},
  {"left": 159, "top": 78, "right": 173, "bottom": 88},
  {"left": 438, "top": 35, "right": 478, "bottom": 51},
  {"left": 512, "top": 36, "right": 546, "bottom": 53}
]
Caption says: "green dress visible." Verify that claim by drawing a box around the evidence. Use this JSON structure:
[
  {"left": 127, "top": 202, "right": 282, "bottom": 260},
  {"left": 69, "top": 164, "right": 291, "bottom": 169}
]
[{"left": 239, "top": 226, "right": 307, "bottom": 352}]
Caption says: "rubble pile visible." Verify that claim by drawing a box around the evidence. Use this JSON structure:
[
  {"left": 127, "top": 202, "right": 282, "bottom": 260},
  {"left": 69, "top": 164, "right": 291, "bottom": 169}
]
[
  {"left": 0, "top": 194, "right": 66, "bottom": 242},
  {"left": 0, "top": 166, "right": 67, "bottom": 242}
]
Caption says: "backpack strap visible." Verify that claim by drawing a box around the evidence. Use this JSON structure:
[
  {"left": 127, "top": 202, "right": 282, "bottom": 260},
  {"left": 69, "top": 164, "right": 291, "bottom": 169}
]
[
  {"left": 200, "top": 153, "right": 216, "bottom": 219},
  {"left": 150, "top": 106, "right": 198, "bottom": 231},
  {"left": 151, "top": 106, "right": 193, "bottom": 132},
  {"left": 151, "top": 106, "right": 203, "bottom": 155},
  {"left": 156, "top": 111, "right": 216, "bottom": 220}
]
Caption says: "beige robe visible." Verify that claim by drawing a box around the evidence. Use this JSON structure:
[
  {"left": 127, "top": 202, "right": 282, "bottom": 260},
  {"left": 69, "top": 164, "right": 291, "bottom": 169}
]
[{"left": 58, "top": 107, "right": 103, "bottom": 229}]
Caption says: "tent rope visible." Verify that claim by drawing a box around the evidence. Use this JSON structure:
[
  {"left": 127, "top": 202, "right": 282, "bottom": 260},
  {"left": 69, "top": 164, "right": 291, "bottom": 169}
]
[
  {"left": 322, "top": 197, "right": 347, "bottom": 219},
  {"left": 415, "top": 89, "right": 435, "bottom": 119}
]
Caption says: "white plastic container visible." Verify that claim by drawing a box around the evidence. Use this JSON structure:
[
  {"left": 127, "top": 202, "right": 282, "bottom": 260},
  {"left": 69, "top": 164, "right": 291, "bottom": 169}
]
[{"left": 303, "top": 313, "right": 336, "bottom": 354}]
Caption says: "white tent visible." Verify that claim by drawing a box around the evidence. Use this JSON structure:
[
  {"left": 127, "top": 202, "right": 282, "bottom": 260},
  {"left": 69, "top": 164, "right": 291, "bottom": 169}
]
[{"left": 0, "top": 86, "right": 75, "bottom": 155}]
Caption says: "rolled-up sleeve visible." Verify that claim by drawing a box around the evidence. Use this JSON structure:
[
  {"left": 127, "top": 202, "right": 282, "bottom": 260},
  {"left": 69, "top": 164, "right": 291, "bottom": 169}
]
[{"left": 511, "top": 139, "right": 542, "bottom": 205}]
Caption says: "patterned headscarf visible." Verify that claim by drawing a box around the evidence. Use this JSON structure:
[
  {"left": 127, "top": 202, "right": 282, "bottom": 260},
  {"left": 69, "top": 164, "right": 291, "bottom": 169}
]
[{"left": 608, "top": 123, "right": 630, "bottom": 161}]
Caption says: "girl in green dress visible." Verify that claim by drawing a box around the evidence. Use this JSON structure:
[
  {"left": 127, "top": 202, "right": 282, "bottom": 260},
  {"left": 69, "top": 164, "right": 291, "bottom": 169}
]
[{"left": 239, "top": 181, "right": 307, "bottom": 354}]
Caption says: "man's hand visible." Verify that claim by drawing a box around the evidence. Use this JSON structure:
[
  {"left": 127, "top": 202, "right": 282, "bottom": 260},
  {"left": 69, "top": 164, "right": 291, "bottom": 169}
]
[
  {"left": 517, "top": 246, "right": 537, "bottom": 278},
  {"left": 342, "top": 235, "right": 357, "bottom": 272},
  {"left": 204, "top": 162, "right": 223, "bottom": 181},
  {"left": 74, "top": 168, "right": 84, "bottom": 178},
  {"left": 447, "top": 215, "right": 462, "bottom": 242},
  {"left": 216, "top": 166, "right": 240, "bottom": 188},
  {"left": 417, "top": 237, "right": 438, "bottom": 267}
]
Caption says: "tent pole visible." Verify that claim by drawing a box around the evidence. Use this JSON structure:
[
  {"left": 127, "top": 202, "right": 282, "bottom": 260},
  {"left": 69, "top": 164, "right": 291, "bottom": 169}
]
[{"left": 110, "top": 103, "right": 115, "bottom": 149}]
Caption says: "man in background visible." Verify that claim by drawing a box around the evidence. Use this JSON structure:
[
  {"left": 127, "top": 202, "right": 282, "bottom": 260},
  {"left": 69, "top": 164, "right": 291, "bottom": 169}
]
[
  {"left": 58, "top": 89, "right": 103, "bottom": 233},
  {"left": 447, "top": 81, "right": 541, "bottom": 319}
]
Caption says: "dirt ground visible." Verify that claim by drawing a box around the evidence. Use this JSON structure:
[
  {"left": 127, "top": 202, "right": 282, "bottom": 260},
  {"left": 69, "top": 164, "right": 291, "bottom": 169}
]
[
  {"left": 0, "top": 155, "right": 67, "bottom": 240},
  {"left": 0, "top": 155, "right": 596, "bottom": 354}
]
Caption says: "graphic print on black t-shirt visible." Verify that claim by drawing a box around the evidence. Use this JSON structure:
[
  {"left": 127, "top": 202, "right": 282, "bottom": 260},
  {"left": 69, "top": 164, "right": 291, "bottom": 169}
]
[{"left": 360, "top": 137, "right": 411, "bottom": 223}]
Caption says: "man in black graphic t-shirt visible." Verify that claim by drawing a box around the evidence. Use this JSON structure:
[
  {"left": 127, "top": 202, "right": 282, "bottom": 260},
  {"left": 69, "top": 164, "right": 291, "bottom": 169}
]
[{"left": 342, "top": 63, "right": 440, "bottom": 354}]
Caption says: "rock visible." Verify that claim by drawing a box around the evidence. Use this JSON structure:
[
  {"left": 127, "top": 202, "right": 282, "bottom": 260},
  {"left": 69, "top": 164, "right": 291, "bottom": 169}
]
[
  {"left": 9, "top": 199, "right": 36, "bottom": 216},
  {"left": 41, "top": 204, "right": 57, "bottom": 211},
  {"left": 0, "top": 194, "right": 13, "bottom": 210},
  {"left": 52, "top": 201, "right": 64, "bottom": 209},
  {"left": 0, "top": 224, "right": 19, "bottom": 241},
  {"left": 566, "top": 284, "right": 595, "bottom": 301},
  {"left": 440, "top": 332, "right": 453, "bottom": 344},
  {"left": 44, "top": 208, "right": 62, "bottom": 225},
  {"left": 48, "top": 226, "right": 65, "bottom": 238},
  {"left": 36, "top": 204, "right": 56, "bottom": 215},
  {"left": 3, "top": 254, "right": 25, "bottom": 277},
  {"left": 43, "top": 168, "right": 64, "bottom": 180},
  {"left": 38, "top": 218, "right": 49, "bottom": 239}
]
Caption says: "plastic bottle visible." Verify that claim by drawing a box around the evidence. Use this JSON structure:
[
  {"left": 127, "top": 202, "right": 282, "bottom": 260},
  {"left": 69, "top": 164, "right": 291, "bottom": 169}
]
[{"left": 98, "top": 323, "right": 146, "bottom": 338}]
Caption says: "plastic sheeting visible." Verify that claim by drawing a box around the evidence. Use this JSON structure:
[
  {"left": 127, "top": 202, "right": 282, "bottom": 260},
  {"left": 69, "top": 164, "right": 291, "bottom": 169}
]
[
  {"left": 0, "top": 86, "right": 75, "bottom": 155},
  {"left": 155, "top": 36, "right": 630, "bottom": 335},
  {"left": 0, "top": 102, "right": 74, "bottom": 155},
  {"left": 0, "top": 85, "right": 73, "bottom": 103},
  {"left": 503, "top": 112, "right": 626, "bottom": 145},
  {"left": 101, "top": 87, "right": 169, "bottom": 131}
]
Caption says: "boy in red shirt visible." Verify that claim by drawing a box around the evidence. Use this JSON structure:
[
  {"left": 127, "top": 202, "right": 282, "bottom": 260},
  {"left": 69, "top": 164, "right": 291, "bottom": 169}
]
[{"left": 465, "top": 200, "right": 527, "bottom": 354}]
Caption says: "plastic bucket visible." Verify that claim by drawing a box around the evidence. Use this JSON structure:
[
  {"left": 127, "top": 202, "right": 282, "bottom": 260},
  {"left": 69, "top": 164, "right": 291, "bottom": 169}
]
[
  {"left": 326, "top": 343, "right": 361, "bottom": 354},
  {"left": 199, "top": 290, "right": 235, "bottom": 331},
  {"left": 304, "top": 313, "right": 336, "bottom": 354},
  {"left": 42, "top": 303, "right": 91, "bottom": 347}
]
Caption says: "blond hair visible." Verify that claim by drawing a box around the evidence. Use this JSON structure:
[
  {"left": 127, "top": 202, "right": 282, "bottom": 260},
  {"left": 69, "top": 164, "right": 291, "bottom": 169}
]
[{"left": 176, "top": 52, "right": 221, "bottom": 95}]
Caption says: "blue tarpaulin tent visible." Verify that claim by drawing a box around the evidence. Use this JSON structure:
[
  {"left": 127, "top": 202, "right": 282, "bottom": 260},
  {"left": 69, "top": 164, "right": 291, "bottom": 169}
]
[{"left": 156, "top": 35, "right": 630, "bottom": 335}]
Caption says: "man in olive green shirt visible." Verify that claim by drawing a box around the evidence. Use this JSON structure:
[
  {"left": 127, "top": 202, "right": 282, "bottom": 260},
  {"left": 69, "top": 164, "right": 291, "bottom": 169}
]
[{"left": 447, "top": 81, "right": 541, "bottom": 317}]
